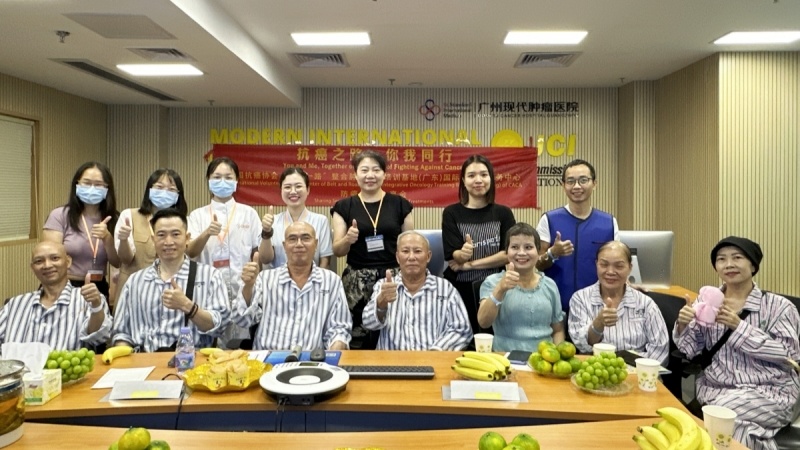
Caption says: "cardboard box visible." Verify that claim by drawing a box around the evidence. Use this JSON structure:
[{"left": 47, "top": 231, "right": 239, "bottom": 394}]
[{"left": 23, "top": 369, "right": 62, "bottom": 405}]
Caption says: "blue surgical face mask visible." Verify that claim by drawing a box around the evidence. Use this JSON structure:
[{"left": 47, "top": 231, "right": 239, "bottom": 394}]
[
  {"left": 149, "top": 188, "right": 179, "bottom": 209},
  {"left": 76, "top": 185, "right": 108, "bottom": 205},
  {"left": 208, "top": 179, "right": 237, "bottom": 198}
]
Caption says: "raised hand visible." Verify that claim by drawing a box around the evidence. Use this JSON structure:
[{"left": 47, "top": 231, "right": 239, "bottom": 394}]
[
  {"left": 241, "top": 252, "right": 261, "bottom": 287},
  {"left": 378, "top": 269, "right": 398, "bottom": 307},
  {"left": 206, "top": 213, "right": 222, "bottom": 237},
  {"left": 500, "top": 263, "right": 519, "bottom": 291},
  {"left": 600, "top": 297, "right": 618, "bottom": 327},
  {"left": 261, "top": 206, "right": 274, "bottom": 233},
  {"left": 460, "top": 234, "right": 474, "bottom": 259},
  {"left": 117, "top": 217, "right": 132, "bottom": 241},
  {"left": 91, "top": 216, "right": 112, "bottom": 240},
  {"left": 676, "top": 295, "right": 695, "bottom": 327},
  {"left": 715, "top": 304, "right": 742, "bottom": 330},
  {"left": 345, "top": 219, "right": 359, "bottom": 244},
  {"left": 551, "top": 231, "right": 574, "bottom": 258},
  {"left": 162, "top": 278, "right": 187, "bottom": 311},
  {"left": 81, "top": 272, "right": 102, "bottom": 308}
]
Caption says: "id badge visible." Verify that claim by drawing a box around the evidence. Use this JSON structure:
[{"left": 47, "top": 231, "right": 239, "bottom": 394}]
[
  {"left": 212, "top": 243, "right": 230, "bottom": 268},
  {"left": 365, "top": 235, "right": 385, "bottom": 252},
  {"left": 87, "top": 269, "right": 103, "bottom": 282},
  {"left": 212, "top": 258, "right": 230, "bottom": 268}
]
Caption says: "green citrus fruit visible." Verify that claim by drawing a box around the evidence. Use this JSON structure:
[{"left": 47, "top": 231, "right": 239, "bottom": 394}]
[
  {"left": 553, "top": 360, "right": 573, "bottom": 377},
  {"left": 109, "top": 443, "right": 119, "bottom": 450},
  {"left": 145, "top": 440, "right": 171, "bottom": 450},
  {"left": 510, "top": 433, "right": 540, "bottom": 450},
  {"left": 537, "top": 340, "right": 555, "bottom": 354},
  {"left": 568, "top": 357, "right": 582, "bottom": 373},
  {"left": 117, "top": 427, "right": 151, "bottom": 450},
  {"left": 541, "top": 347, "right": 561, "bottom": 363},
  {"left": 528, "top": 352, "right": 543, "bottom": 367},
  {"left": 501, "top": 445, "right": 523, "bottom": 450},
  {"left": 556, "top": 342, "right": 576, "bottom": 359},
  {"left": 536, "top": 360, "right": 552, "bottom": 373},
  {"left": 478, "top": 431, "right": 507, "bottom": 450}
]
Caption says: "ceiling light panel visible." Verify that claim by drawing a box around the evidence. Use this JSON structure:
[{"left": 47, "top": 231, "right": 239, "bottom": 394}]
[
  {"left": 117, "top": 64, "right": 203, "bottom": 76},
  {"left": 504, "top": 31, "right": 588, "bottom": 45},
  {"left": 714, "top": 31, "right": 800, "bottom": 45},
  {"left": 291, "top": 32, "right": 370, "bottom": 46}
]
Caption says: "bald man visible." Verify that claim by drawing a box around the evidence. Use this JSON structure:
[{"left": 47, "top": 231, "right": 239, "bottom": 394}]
[
  {"left": 0, "top": 241, "right": 111, "bottom": 350},
  {"left": 234, "top": 221, "right": 351, "bottom": 350}
]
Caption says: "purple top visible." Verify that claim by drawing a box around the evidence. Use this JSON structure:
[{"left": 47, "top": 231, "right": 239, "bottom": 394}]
[{"left": 44, "top": 206, "right": 109, "bottom": 278}]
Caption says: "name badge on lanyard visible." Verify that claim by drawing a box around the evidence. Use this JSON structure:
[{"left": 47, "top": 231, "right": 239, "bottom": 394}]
[{"left": 365, "top": 235, "right": 385, "bottom": 252}]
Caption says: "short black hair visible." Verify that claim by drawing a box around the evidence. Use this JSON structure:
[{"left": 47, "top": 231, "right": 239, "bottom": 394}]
[
  {"left": 458, "top": 154, "right": 496, "bottom": 205},
  {"left": 351, "top": 150, "right": 387, "bottom": 172},
  {"left": 562, "top": 159, "right": 596, "bottom": 182},
  {"left": 505, "top": 222, "right": 540, "bottom": 250},
  {"left": 150, "top": 208, "right": 188, "bottom": 229},
  {"left": 206, "top": 157, "right": 240, "bottom": 180},
  {"left": 280, "top": 167, "right": 310, "bottom": 187}
]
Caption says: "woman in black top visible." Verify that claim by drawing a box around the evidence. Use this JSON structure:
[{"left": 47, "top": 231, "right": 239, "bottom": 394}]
[
  {"left": 442, "top": 154, "right": 515, "bottom": 336},
  {"left": 331, "top": 150, "right": 414, "bottom": 349}
]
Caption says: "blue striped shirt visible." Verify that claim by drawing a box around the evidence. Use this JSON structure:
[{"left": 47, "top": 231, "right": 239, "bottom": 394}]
[
  {"left": 569, "top": 282, "right": 669, "bottom": 365},
  {"left": 112, "top": 258, "right": 230, "bottom": 352},
  {"left": 363, "top": 271, "right": 472, "bottom": 351},
  {"left": 0, "top": 284, "right": 111, "bottom": 350},
  {"left": 232, "top": 265, "right": 352, "bottom": 350}
]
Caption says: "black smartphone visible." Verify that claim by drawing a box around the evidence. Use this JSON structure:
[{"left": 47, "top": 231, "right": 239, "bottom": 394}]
[
  {"left": 507, "top": 350, "right": 532, "bottom": 365},
  {"left": 615, "top": 349, "right": 640, "bottom": 367}
]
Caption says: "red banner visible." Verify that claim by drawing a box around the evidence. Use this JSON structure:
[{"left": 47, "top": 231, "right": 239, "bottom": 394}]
[{"left": 209, "top": 145, "right": 537, "bottom": 208}]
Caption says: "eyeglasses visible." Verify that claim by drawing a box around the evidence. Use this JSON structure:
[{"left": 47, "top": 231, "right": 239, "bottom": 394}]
[
  {"left": 564, "top": 176, "right": 593, "bottom": 187},
  {"left": 77, "top": 180, "right": 108, "bottom": 189},
  {"left": 152, "top": 184, "right": 180, "bottom": 193},
  {"left": 285, "top": 235, "right": 314, "bottom": 245}
]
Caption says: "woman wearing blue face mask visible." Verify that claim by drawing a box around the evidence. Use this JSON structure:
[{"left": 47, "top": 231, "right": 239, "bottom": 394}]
[
  {"left": 112, "top": 168, "right": 188, "bottom": 308},
  {"left": 43, "top": 162, "right": 120, "bottom": 298},
  {"left": 187, "top": 157, "right": 271, "bottom": 348}
]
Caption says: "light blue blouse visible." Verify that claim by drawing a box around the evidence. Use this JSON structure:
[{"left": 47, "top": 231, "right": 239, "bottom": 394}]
[{"left": 480, "top": 271, "right": 563, "bottom": 352}]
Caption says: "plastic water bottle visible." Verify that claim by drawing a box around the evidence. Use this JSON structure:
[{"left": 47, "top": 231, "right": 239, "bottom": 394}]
[{"left": 175, "top": 326, "right": 195, "bottom": 373}]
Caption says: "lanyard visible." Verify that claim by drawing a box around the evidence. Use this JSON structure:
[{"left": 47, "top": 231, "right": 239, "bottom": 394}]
[
  {"left": 81, "top": 215, "right": 100, "bottom": 265},
  {"left": 358, "top": 193, "right": 385, "bottom": 236},
  {"left": 208, "top": 203, "right": 237, "bottom": 244}
]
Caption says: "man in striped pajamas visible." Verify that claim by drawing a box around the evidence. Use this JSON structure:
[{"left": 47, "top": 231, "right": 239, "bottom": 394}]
[
  {"left": 363, "top": 231, "right": 472, "bottom": 351},
  {"left": 234, "top": 221, "right": 351, "bottom": 351},
  {"left": 675, "top": 237, "right": 800, "bottom": 450},
  {"left": 0, "top": 241, "right": 111, "bottom": 350},
  {"left": 111, "top": 209, "right": 230, "bottom": 352}
]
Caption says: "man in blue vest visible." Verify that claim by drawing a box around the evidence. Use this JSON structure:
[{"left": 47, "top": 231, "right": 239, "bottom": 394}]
[{"left": 536, "top": 159, "right": 619, "bottom": 319}]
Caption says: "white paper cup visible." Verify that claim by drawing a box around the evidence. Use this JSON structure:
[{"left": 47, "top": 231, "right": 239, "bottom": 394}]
[
  {"left": 702, "top": 405, "right": 737, "bottom": 448},
  {"left": 593, "top": 343, "right": 616, "bottom": 356},
  {"left": 473, "top": 333, "right": 494, "bottom": 352},
  {"left": 634, "top": 358, "right": 660, "bottom": 392}
]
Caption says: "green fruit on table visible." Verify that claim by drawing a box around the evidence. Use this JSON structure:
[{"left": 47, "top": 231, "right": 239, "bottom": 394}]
[
  {"left": 528, "top": 352, "right": 543, "bottom": 367},
  {"left": 510, "top": 432, "right": 540, "bottom": 450},
  {"left": 109, "top": 443, "right": 119, "bottom": 450},
  {"left": 501, "top": 445, "right": 523, "bottom": 450},
  {"left": 146, "top": 440, "right": 171, "bottom": 450},
  {"left": 478, "top": 431, "right": 507, "bottom": 450},
  {"left": 553, "top": 360, "right": 573, "bottom": 377},
  {"left": 556, "top": 341, "right": 577, "bottom": 359},
  {"left": 117, "top": 427, "right": 151, "bottom": 450}
]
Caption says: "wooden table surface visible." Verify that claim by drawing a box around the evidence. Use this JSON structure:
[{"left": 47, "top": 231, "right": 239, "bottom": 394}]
[
  {"left": 12, "top": 418, "right": 749, "bottom": 449},
  {"left": 28, "top": 350, "right": 685, "bottom": 422}
]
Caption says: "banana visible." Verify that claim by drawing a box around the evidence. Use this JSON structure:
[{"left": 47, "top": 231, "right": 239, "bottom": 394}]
[
  {"left": 199, "top": 347, "right": 223, "bottom": 357},
  {"left": 462, "top": 351, "right": 507, "bottom": 374},
  {"left": 482, "top": 352, "right": 512, "bottom": 374},
  {"left": 697, "top": 424, "right": 713, "bottom": 450},
  {"left": 455, "top": 357, "right": 501, "bottom": 376},
  {"left": 102, "top": 345, "right": 133, "bottom": 364},
  {"left": 653, "top": 420, "right": 681, "bottom": 444},
  {"left": 656, "top": 407, "right": 700, "bottom": 450},
  {"left": 637, "top": 426, "right": 670, "bottom": 450},
  {"left": 633, "top": 434, "right": 659, "bottom": 450},
  {"left": 451, "top": 365, "right": 495, "bottom": 381}
]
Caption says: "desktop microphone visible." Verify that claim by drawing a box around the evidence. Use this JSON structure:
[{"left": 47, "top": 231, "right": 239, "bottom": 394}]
[{"left": 284, "top": 344, "right": 302, "bottom": 362}]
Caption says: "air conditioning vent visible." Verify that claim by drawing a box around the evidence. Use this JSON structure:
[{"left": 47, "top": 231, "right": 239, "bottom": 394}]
[
  {"left": 128, "top": 48, "right": 195, "bottom": 62},
  {"left": 53, "top": 59, "right": 181, "bottom": 102},
  {"left": 289, "top": 53, "right": 349, "bottom": 68},
  {"left": 514, "top": 52, "right": 581, "bottom": 68}
]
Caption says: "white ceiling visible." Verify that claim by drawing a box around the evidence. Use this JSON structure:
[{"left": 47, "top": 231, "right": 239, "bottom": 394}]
[{"left": 0, "top": 0, "right": 798, "bottom": 107}]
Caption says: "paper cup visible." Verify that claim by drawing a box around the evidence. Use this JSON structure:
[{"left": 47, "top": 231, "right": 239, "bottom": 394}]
[
  {"left": 593, "top": 343, "right": 616, "bottom": 356},
  {"left": 702, "top": 405, "right": 737, "bottom": 448},
  {"left": 634, "top": 358, "right": 660, "bottom": 392},
  {"left": 473, "top": 333, "right": 494, "bottom": 352}
]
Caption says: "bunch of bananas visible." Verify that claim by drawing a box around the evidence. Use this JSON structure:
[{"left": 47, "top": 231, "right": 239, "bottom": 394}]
[
  {"left": 451, "top": 352, "right": 512, "bottom": 381},
  {"left": 633, "top": 406, "right": 714, "bottom": 450}
]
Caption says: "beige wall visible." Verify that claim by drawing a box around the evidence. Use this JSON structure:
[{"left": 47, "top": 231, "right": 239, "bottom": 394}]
[
  {"left": 0, "top": 73, "right": 107, "bottom": 299},
  {"left": 618, "top": 81, "right": 657, "bottom": 231}
]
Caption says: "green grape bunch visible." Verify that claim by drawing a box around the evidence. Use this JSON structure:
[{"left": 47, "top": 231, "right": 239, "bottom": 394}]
[
  {"left": 573, "top": 352, "right": 628, "bottom": 390},
  {"left": 44, "top": 348, "right": 96, "bottom": 383}
]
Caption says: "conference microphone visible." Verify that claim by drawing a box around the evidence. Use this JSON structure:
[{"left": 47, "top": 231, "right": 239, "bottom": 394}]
[{"left": 284, "top": 344, "right": 302, "bottom": 363}]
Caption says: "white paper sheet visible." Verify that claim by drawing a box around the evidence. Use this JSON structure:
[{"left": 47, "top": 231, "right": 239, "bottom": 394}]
[
  {"left": 91, "top": 366, "right": 156, "bottom": 389},
  {"left": 109, "top": 380, "right": 184, "bottom": 400}
]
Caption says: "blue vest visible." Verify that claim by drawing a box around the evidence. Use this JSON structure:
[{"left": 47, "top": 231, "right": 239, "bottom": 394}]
[{"left": 544, "top": 208, "right": 614, "bottom": 310}]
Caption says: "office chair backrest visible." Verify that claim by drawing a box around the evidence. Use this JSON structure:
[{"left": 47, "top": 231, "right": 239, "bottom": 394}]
[
  {"left": 647, "top": 291, "right": 686, "bottom": 400},
  {"left": 417, "top": 229, "right": 445, "bottom": 277}
]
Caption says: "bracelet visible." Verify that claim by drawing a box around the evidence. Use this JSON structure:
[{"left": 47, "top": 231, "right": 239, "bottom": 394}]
[
  {"left": 590, "top": 323, "right": 604, "bottom": 336},
  {"left": 89, "top": 300, "right": 105, "bottom": 314},
  {"left": 261, "top": 228, "right": 274, "bottom": 240},
  {"left": 547, "top": 249, "right": 558, "bottom": 262},
  {"left": 376, "top": 306, "right": 388, "bottom": 314},
  {"left": 489, "top": 294, "right": 502, "bottom": 307},
  {"left": 187, "top": 303, "right": 199, "bottom": 320}
]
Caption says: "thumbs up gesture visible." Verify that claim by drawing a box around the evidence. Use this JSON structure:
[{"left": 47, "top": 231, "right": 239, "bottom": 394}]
[
  {"left": 261, "top": 206, "right": 275, "bottom": 234},
  {"left": 378, "top": 269, "right": 398, "bottom": 309},
  {"left": 206, "top": 213, "right": 222, "bottom": 237},
  {"left": 117, "top": 217, "right": 132, "bottom": 241},
  {"left": 91, "top": 216, "right": 112, "bottom": 240},
  {"left": 162, "top": 277, "right": 188, "bottom": 310},
  {"left": 677, "top": 294, "right": 696, "bottom": 327},
  {"left": 551, "top": 231, "right": 574, "bottom": 258},
  {"left": 500, "top": 262, "right": 520, "bottom": 291},
  {"left": 241, "top": 252, "right": 261, "bottom": 287},
  {"left": 81, "top": 272, "right": 102, "bottom": 309},
  {"left": 345, "top": 219, "right": 359, "bottom": 244},
  {"left": 600, "top": 296, "right": 619, "bottom": 327},
  {"left": 460, "top": 234, "right": 474, "bottom": 259}
]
